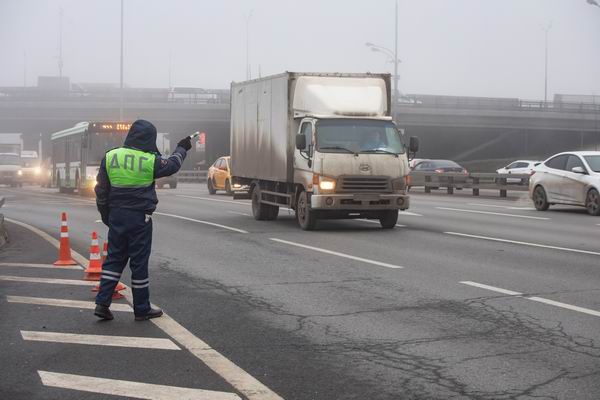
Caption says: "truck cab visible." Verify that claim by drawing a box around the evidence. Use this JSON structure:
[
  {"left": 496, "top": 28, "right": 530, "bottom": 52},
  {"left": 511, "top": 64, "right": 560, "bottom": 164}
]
[{"left": 293, "top": 116, "right": 417, "bottom": 229}]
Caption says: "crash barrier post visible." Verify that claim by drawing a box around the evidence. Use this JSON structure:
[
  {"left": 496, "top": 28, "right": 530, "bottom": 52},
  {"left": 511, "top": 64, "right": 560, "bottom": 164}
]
[
  {"left": 409, "top": 172, "right": 531, "bottom": 197},
  {"left": 83, "top": 232, "right": 102, "bottom": 281},
  {"left": 54, "top": 212, "right": 77, "bottom": 266}
]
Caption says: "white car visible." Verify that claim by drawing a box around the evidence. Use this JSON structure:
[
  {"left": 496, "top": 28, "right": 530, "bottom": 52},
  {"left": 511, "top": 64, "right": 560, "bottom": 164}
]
[
  {"left": 529, "top": 151, "right": 600, "bottom": 215},
  {"left": 497, "top": 160, "right": 541, "bottom": 175}
]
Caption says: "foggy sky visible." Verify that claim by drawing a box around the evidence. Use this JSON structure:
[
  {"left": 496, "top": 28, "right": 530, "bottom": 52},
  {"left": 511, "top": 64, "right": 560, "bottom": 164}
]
[{"left": 1, "top": 0, "right": 599, "bottom": 100}]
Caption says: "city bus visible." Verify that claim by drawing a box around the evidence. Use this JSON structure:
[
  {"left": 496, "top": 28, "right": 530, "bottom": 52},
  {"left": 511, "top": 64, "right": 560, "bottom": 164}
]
[{"left": 51, "top": 121, "right": 131, "bottom": 194}]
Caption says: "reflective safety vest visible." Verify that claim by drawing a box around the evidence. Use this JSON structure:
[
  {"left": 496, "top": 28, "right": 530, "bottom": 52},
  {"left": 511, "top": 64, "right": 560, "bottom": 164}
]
[{"left": 106, "top": 147, "right": 155, "bottom": 188}]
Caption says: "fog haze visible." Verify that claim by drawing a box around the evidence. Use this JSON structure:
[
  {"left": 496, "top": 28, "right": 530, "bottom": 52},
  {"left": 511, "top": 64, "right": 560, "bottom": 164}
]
[{"left": 1, "top": 0, "right": 599, "bottom": 99}]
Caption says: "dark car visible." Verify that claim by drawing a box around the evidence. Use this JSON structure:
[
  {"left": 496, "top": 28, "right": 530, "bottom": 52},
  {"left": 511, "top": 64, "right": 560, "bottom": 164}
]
[{"left": 411, "top": 159, "right": 468, "bottom": 189}]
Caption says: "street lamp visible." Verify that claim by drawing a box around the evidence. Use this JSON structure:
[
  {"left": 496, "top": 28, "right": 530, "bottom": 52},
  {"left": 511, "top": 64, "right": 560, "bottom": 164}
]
[
  {"left": 365, "top": 1, "right": 400, "bottom": 116},
  {"left": 365, "top": 42, "right": 401, "bottom": 111}
]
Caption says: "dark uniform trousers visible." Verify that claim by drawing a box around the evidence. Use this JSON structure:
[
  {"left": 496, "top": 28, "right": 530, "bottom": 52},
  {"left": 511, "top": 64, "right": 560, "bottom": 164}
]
[{"left": 96, "top": 207, "right": 152, "bottom": 315}]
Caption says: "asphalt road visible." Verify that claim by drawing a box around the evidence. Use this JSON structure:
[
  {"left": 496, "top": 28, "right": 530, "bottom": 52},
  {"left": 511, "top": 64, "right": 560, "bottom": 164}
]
[{"left": 1, "top": 183, "right": 599, "bottom": 400}]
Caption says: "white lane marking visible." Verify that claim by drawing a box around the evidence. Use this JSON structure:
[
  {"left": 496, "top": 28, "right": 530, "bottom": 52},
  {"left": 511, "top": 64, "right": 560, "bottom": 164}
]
[
  {"left": 9, "top": 217, "right": 282, "bottom": 400},
  {"left": 22, "top": 330, "right": 180, "bottom": 350},
  {"left": 446, "top": 231, "right": 600, "bottom": 256},
  {"left": 460, "top": 281, "right": 522, "bottom": 296},
  {"left": 120, "top": 289, "right": 283, "bottom": 400},
  {"left": 176, "top": 194, "right": 249, "bottom": 206},
  {"left": 154, "top": 212, "right": 248, "bottom": 234},
  {"left": 4, "top": 218, "right": 87, "bottom": 267},
  {"left": 358, "top": 219, "right": 406, "bottom": 228},
  {"left": 467, "top": 203, "right": 536, "bottom": 211},
  {"left": 6, "top": 295, "right": 132, "bottom": 312},
  {"left": 527, "top": 297, "right": 600, "bottom": 317},
  {"left": 401, "top": 211, "right": 423, "bottom": 217},
  {"left": 0, "top": 275, "right": 97, "bottom": 286},
  {"left": 0, "top": 262, "right": 80, "bottom": 270},
  {"left": 460, "top": 281, "right": 600, "bottom": 318},
  {"left": 37, "top": 371, "right": 241, "bottom": 400},
  {"left": 269, "top": 238, "right": 403, "bottom": 269},
  {"left": 228, "top": 211, "right": 250, "bottom": 216},
  {"left": 437, "top": 207, "right": 549, "bottom": 220}
]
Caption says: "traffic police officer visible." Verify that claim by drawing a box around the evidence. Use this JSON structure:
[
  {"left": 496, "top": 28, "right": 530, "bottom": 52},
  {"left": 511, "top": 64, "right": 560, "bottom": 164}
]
[{"left": 94, "top": 119, "right": 192, "bottom": 321}]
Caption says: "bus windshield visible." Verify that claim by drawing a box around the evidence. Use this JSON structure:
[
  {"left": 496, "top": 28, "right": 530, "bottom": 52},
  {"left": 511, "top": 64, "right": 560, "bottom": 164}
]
[{"left": 88, "top": 131, "right": 127, "bottom": 164}]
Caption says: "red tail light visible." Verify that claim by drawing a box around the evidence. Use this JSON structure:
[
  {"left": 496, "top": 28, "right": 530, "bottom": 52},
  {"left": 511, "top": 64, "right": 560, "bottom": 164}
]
[
  {"left": 462, "top": 168, "right": 468, "bottom": 174},
  {"left": 530, "top": 170, "right": 536, "bottom": 176}
]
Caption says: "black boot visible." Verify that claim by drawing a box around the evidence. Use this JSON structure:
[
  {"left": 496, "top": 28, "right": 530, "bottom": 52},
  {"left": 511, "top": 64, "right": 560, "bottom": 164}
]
[
  {"left": 135, "top": 307, "right": 163, "bottom": 321},
  {"left": 94, "top": 305, "right": 114, "bottom": 320}
]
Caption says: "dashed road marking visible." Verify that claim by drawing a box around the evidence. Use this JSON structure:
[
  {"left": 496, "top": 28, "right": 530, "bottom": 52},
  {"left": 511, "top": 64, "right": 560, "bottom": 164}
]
[
  {"left": 358, "top": 219, "right": 406, "bottom": 228},
  {"left": 437, "top": 207, "right": 549, "bottom": 220},
  {"left": 467, "top": 203, "right": 536, "bottom": 211},
  {"left": 0, "top": 262, "right": 81, "bottom": 270},
  {"left": 460, "top": 281, "right": 600, "bottom": 318},
  {"left": 154, "top": 212, "right": 248, "bottom": 234},
  {"left": 401, "top": 211, "right": 423, "bottom": 217},
  {"left": 22, "top": 331, "right": 181, "bottom": 350},
  {"left": 269, "top": 238, "right": 403, "bottom": 269},
  {"left": 0, "top": 275, "right": 97, "bottom": 286},
  {"left": 228, "top": 211, "right": 250, "bottom": 216},
  {"left": 445, "top": 231, "right": 600, "bottom": 256},
  {"left": 6, "top": 295, "right": 133, "bottom": 312},
  {"left": 37, "top": 371, "right": 241, "bottom": 400},
  {"left": 176, "top": 194, "right": 249, "bottom": 206}
]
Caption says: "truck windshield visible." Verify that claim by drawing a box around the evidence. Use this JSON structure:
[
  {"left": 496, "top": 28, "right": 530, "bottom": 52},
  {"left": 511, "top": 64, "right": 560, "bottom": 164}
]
[
  {"left": 0, "top": 154, "right": 20, "bottom": 165},
  {"left": 316, "top": 119, "right": 404, "bottom": 154}
]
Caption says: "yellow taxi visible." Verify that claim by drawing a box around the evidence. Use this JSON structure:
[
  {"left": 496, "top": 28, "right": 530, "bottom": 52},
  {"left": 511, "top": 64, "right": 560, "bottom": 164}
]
[{"left": 207, "top": 156, "right": 233, "bottom": 195}]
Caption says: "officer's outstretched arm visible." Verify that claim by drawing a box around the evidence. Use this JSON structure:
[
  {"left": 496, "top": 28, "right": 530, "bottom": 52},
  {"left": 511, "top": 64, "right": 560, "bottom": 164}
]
[
  {"left": 154, "top": 146, "right": 187, "bottom": 179},
  {"left": 95, "top": 157, "right": 111, "bottom": 226}
]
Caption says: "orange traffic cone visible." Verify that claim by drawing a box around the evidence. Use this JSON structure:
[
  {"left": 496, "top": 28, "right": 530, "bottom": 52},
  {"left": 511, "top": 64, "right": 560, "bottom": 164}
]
[
  {"left": 84, "top": 232, "right": 102, "bottom": 281},
  {"left": 92, "top": 240, "right": 126, "bottom": 299},
  {"left": 54, "top": 212, "right": 77, "bottom": 266}
]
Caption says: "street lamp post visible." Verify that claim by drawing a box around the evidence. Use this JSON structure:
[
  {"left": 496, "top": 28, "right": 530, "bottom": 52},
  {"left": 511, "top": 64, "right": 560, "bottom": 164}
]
[
  {"left": 366, "top": 1, "right": 400, "bottom": 116},
  {"left": 245, "top": 10, "right": 253, "bottom": 80},
  {"left": 119, "top": 0, "right": 124, "bottom": 121},
  {"left": 543, "top": 23, "right": 552, "bottom": 105},
  {"left": 587, "top": 0, "right": 600, "bottom": 7}
]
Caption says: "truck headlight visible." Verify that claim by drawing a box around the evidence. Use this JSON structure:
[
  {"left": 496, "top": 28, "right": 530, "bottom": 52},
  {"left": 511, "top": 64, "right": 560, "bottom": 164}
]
[
  {"left": 17, "top": 170, "right": 23, "bottom": 176},
  {"left": 319, "top": 179, "right": 335, "bottom": 191},
  {"left": 34, "top": 167, "right": 41, "bottom": 175}
]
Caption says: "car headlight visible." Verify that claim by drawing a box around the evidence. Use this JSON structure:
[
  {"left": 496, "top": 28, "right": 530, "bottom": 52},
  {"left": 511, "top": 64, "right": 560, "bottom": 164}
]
[
  {"left": 17, "top": 170, "right": 23, "bottom": 176},
  {"left": 319, "top": 179, "right": 336, "bottom": 191},
  {"left": 392, "top": 177, "right": 407, "bottom": 191}
]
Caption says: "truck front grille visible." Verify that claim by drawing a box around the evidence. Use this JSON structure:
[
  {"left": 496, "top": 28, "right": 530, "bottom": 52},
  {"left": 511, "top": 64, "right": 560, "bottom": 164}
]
[{"left": 338, "top": 176, "right": 391, "bottom": 192}]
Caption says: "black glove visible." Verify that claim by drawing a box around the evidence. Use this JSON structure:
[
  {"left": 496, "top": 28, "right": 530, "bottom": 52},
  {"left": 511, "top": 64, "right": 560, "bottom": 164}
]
[{"left": 177, "top": 136, "right": 192, "bottom": 151}]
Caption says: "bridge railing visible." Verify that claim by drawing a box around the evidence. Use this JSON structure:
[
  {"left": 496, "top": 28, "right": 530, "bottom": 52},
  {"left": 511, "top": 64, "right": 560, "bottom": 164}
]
[{"left": 409, "top": 171, "right": 531, "bottom": 197}]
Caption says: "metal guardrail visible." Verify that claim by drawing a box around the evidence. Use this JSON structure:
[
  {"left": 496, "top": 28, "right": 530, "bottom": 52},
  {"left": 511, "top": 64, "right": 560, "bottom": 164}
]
[
  {"left": 178, "top": 170, "right": 207, "bottom": 183},
  {"left": 409, "top": 171, "right": 531, "bottom": 197}
]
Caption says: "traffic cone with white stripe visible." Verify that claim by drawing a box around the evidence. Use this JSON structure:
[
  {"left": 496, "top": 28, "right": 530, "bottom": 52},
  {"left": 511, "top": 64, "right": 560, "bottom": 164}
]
[
  {"left": 92, "top": 240, "right": 126, "bottom": 299},
  {"left": 54, "top": 212, "right": 77, "bottom": 266},
  {"left": 84, "top": 232, "right": 102, "bottom": 281}
]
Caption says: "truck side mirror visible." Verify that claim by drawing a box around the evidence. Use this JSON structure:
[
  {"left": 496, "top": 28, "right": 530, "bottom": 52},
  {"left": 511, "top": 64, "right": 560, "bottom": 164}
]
[
  {"left": 296, "top": 134, "right": 306, "bottom": 150},
  {"left": 409, "top": 136, "right": 419, "bottom": 153}
]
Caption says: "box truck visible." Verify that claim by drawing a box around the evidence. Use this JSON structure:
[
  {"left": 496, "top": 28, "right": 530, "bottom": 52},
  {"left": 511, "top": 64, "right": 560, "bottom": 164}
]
[{"left": 230, "top": 72, "right": 419, "bottom": 230}]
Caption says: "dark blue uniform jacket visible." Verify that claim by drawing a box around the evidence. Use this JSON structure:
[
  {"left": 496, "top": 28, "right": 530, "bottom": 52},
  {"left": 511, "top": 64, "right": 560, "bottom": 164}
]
[{"left": 95, "top": 120, "right": 186, "bottom": 219}]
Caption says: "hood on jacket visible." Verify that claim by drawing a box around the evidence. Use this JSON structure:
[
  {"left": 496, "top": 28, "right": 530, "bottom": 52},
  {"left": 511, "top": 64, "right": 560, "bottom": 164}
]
[{"left": 123, "top": 119, "right": 160, "bottom": 155}]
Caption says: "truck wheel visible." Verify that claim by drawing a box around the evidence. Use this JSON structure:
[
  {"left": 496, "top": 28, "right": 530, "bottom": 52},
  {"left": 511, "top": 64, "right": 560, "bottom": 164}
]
[
  {"left": 586, "top": 189, "right": 600, "bottom": 216},
  {"left": 207, "top": 179, "right": 216, "bottom": 195},
  {"left": 296, "top": 191, "right": 317, "bottom": 230},
  {"left": 533, "top": 185, "right": 550, "bottom": 211},
  {"left": 225, "top": 180, "right": 233, "bottom": 196},
  {"left": 379, "top": 210, "right": 398, "bottom": 229},
  {"left": 251, "top": 186, "right": 271, "bottom": 220}
]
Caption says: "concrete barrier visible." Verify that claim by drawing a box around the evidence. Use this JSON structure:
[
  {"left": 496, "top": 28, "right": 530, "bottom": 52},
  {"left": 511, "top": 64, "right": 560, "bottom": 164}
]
[
  {"left": 177, "top": 170, "right": 207, "bottom": 183},
  {"left": 409, "top": 172, "right": 530, "bottom": 197}
]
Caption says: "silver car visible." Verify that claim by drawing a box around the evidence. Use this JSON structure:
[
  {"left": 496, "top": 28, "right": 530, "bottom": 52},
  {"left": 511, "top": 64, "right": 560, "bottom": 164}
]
[{"left": 529, "top": 151, "right": 600, "bottom": 215}]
